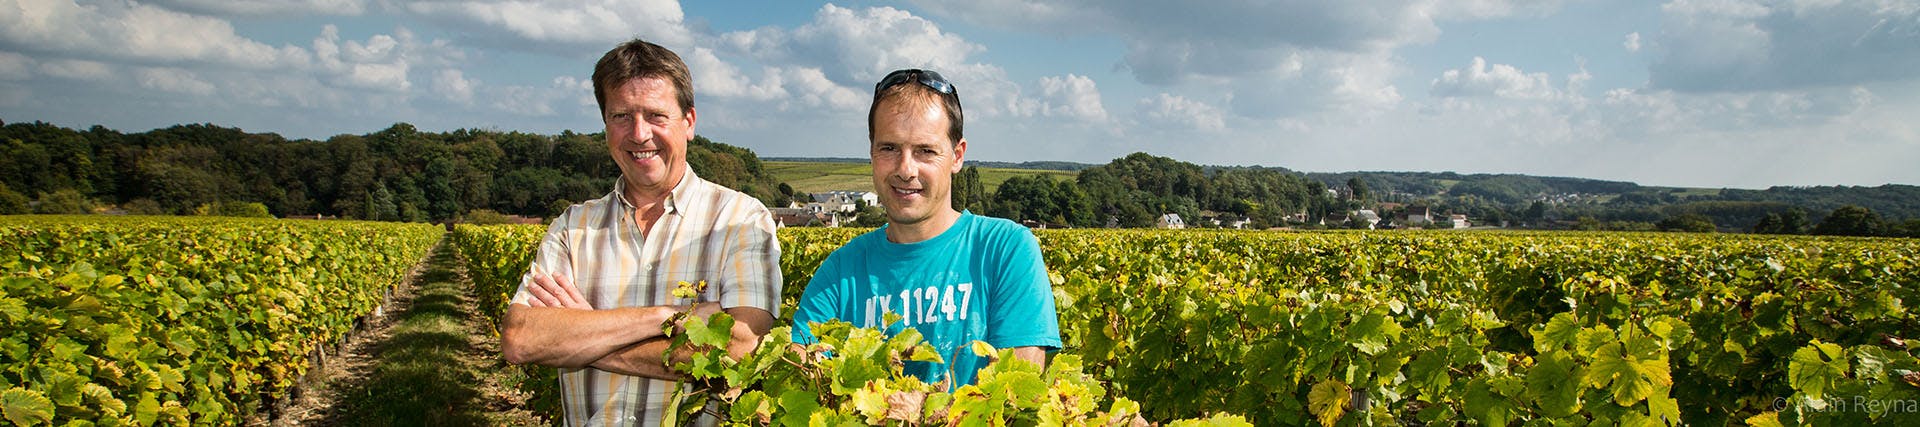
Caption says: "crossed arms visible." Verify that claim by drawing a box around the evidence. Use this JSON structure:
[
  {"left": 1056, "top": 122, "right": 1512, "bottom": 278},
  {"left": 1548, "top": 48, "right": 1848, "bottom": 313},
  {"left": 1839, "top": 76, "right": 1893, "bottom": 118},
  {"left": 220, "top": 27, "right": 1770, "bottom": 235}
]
[{"left": 499, "top": 273, "right": 774, "bottom": 380}]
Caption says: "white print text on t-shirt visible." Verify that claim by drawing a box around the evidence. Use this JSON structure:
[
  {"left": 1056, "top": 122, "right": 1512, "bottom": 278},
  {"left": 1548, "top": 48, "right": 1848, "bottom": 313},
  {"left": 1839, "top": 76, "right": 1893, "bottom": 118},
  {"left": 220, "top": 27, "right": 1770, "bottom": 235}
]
[{"left": 864, "top": 282, "right": 973, "bottom": 328}]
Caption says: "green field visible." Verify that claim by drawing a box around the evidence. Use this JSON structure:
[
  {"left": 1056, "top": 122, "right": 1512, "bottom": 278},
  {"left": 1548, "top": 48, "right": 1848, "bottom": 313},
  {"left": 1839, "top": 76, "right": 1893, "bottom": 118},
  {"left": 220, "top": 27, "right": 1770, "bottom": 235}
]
[{"left": 766, "top": 160, "right": 1079, "bottom": 193}]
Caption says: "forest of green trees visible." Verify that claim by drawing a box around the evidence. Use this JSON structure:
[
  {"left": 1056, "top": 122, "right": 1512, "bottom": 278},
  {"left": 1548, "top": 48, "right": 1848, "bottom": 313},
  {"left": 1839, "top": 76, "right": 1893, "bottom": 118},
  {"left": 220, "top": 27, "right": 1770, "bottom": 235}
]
[
  {"left": 0, "top": 120, "right": 784, "bottom": 221},
  {"left": 970, "top": 153, "right": 1341, "bottom": 229},
  {"left": 3, "top": 118, "right": 1915, "bottom": 236}
]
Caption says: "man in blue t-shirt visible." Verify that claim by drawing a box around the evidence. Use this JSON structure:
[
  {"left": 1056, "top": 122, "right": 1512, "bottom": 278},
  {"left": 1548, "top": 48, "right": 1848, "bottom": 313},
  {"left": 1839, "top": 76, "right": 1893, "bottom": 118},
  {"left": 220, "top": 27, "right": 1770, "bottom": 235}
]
[{"left": 791, "top": 69, "right": 1062, "bottom": 387}]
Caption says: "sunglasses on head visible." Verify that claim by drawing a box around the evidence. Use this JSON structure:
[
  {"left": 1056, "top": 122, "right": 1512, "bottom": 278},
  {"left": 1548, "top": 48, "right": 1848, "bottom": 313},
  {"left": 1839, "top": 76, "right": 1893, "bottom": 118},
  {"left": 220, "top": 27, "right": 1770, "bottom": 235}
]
[{"left": 875, "top": 69, "right": 955, "bottom": 96}]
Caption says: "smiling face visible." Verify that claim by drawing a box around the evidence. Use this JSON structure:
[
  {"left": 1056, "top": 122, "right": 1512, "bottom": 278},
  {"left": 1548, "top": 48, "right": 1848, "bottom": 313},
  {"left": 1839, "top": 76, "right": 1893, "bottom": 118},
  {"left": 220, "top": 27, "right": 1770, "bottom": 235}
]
[
  {"left": 603, "top": 76, "right": 695, "bottom": 202},
  {"left": 870, "top": 94, "right": 966, "bottom": 240}
]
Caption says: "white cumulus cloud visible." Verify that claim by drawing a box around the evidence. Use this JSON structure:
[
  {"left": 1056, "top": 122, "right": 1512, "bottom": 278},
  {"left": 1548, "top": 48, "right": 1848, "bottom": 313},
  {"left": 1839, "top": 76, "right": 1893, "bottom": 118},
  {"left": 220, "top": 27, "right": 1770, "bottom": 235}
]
[
  {"left": 135, "top": 67, "right": 217, "bottom": 96},
  {"left": 149, "top": 0, "right": 368, "bottom": 17},
  {"left": 0, "top": 0, "right": 308, "bottom": 69},
  {"left": 709, "top": 4, "right": 1056, "bottom": 120},
  {"left": 722, "top": 4, "right": 983, "bottom": 85},
  {"left": 432, "top": 68, "right": 475, "bottom": 104},
  {"left": 684, "top": 47, "right": 785, "bottom": 102},
  {"left": 1138, "top": 93, "right": 1225, "bottom": 131},
  {"left": 902, "top": 1, "right": 1548, "bottom": 120},
  {"left": 1037, "top": 74, "right": 1108, "bottom": 122},
  {"left": 403, "top": 0, "right": 694, "bottom": 54},
  {"left": 1432, "top": 57, "right": 1560, "bottom": 100}
]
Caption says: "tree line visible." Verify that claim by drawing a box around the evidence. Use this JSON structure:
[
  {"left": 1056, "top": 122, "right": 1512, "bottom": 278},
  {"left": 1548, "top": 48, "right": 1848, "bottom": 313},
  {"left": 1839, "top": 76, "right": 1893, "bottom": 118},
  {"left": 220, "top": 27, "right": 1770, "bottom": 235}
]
[
  {"left": 960, "top": 152, "right": 1342, "bottom": 229},
  {"left": 0, "top": 120, "right": 784, "bottom": 221},
  {"left": 5, "top": 118, "right": 1914, "bottom": 236}
]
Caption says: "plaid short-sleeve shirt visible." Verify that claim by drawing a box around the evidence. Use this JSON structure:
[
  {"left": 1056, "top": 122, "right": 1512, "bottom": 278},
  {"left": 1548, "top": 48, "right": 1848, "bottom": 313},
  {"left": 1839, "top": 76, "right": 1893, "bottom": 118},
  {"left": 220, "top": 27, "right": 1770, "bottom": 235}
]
[{"left": 512, "top": 170, "right": 782, "bottom": 426}]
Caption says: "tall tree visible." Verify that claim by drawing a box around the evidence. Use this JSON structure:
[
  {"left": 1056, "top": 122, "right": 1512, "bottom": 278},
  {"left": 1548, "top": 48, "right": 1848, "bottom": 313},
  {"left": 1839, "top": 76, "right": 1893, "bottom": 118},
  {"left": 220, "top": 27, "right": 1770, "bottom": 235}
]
[
  {"left": 1347, "top": 177, "right": 1370, "bottom": 201},
  {"left": 1812, "top": 205, "right": 1886, "bottom": 236}
]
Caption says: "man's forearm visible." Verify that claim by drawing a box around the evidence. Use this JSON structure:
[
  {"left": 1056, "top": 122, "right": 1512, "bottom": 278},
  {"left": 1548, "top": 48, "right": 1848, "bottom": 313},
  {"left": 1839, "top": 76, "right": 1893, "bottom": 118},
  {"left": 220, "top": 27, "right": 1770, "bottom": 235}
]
[
  {"left": 500, "top": 304, "right": 677, "bottom": 367},
  {"left": 588, "top": 316, "right": 763, "bottom": 379},
  {"left": 1009, "top": 346, "right": 1046, "bottom": 369},
  {"left": 590, "top": 338, "right": 685, "bottom": 380}
]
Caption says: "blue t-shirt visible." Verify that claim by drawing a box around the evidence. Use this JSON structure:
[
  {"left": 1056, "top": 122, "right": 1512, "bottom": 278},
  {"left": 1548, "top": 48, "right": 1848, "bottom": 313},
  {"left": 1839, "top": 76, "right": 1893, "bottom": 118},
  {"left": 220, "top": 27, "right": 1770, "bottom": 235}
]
[{"left": 791, "top": 212, "right": 1063, "bottom": 387}]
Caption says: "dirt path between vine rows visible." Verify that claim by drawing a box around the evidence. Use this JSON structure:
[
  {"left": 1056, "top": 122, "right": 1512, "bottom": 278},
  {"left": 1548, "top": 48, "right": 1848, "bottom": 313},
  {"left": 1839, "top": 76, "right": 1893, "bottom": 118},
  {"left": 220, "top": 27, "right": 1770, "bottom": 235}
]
[{"left": 256, "top": 240, "right": 549, "bottom": 426}]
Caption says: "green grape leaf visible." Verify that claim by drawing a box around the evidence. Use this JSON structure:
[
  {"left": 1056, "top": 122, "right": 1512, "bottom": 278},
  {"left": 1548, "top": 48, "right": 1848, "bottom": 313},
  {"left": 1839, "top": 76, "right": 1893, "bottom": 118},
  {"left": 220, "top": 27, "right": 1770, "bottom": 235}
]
[
  {"left": 777, "top": 389, "right": 822, "bottom": 426},
  {"left": 1527, "top": 351, "right": 1584, "bottom": 417},
  {"left": 1346, "top": 312, "right": 1399, "bottom": 355},
  {"left": 1575, "top": 324, "right": 1615, "bottom": 357},
  {"left": 1464, "top": 377, "right": 1518, "bottom": 427},
  {"left": 42, "top": 371, "right": 83, "bottom": 406},
  {"left": 133, "top": 391, "right": 159, "bottom": 425},
  {"left": 1, "top": 388, "right": 54, "bottom": 426},
  {"left": 686, "top": 312, "right": 735, "bottom": 350},
  {"left": 0, "top": 297, "right": 26, "bottom": 322},
  {"left": 1407, "top": 350, "right": 1452, "bottom": 399},
  {"left": 1853, "top": 346, "right": 1899, "bottom": 381},
  {"left": 851, "top": 380, "right": 892, "bottom": 424},
  {"left": 1647, "top": 387, "right": 1681, "bottom": 425},
  {"left": 1535, "top": 312, "right": 1582, "bottom": 352},
  {"left": 731, "top": 391, "right": 773, "bottom": 425},
  {"left": 977, "top": 369, "right": 1047, "bottom": 409},
  {"left": 1586, "top": 342, "right": 1659, "bottom": 406},
  {"left": 1307, "top": 379, "right": 1351, "bottom": 427},
  {"left": 1788, "top": 340, "right": 1849, "bottom": 399},
  {"left": 971, "top": 341, "right": 996, "bottom": 358}
]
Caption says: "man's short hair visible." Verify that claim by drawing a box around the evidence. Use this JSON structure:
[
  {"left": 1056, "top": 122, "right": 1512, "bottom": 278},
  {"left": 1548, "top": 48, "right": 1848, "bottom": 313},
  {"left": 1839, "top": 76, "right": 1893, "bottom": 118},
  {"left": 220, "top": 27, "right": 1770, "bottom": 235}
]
[
  {"left": 868, "top": 69, "right": 963, "bottom": 145},
  {"left": 592, "top": 39, "right": 694, "bottom": 116}
]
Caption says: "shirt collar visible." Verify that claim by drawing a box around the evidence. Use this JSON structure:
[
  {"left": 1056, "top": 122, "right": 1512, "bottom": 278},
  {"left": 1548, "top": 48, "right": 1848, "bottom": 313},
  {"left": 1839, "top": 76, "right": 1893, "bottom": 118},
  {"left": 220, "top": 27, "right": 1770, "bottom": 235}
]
[{"left": 612, "top": 168, "right": 700, "bottom": 216}]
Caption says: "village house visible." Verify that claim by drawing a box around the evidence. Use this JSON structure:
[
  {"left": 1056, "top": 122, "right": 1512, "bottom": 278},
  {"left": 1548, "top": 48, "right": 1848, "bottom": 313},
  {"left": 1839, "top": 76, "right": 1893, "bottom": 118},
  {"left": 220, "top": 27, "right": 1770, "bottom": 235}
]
[
  {"left": 1354, "top": 209, "right": 1382, "bottom": 229},
  {"left": 1196, "top": 210, "right": 1253, "bottom": 229},
  {"left": 1156, "top": 213, "right": 1186, "bottom": 229},
  {"left": 1321, "top": 212, "right": 1349, "bottom": 227},
  {"left": 1404, "top": 206, "right": 1433, "bottom": 225},
  {"left": 1450, "top": 214, "right": 1471, "bottom": 229},
  {"left": 804, "top": 191, "right": 878, "bottom": 215},
  {"left": 770, "top": 207, "right": 836, "bottom": 228}
]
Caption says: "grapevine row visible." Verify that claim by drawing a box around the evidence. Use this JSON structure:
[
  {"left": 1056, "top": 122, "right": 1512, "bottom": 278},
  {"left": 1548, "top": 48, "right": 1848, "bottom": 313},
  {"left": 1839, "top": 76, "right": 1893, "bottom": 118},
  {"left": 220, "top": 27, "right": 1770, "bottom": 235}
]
[{"left": 0, "top": 215, "right": 441, "bottom": 425}]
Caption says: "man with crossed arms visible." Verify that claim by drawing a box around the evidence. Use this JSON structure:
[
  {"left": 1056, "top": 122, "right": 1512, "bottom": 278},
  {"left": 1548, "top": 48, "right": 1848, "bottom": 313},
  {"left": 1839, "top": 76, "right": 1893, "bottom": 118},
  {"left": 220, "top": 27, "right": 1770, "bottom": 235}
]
[{"left": 500, "top": 39, "right": 780, "bottom": 426}]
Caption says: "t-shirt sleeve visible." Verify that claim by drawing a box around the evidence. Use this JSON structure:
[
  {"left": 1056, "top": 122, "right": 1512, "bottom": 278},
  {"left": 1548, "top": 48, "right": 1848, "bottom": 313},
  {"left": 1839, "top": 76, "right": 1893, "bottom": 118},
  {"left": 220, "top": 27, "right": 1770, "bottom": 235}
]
[
  {"left": 715, "top": 205, "right": 784, "bottom": 315},
  {"left": 983, "top": 225, "right": 1063, "bottom": 351},
  {"left": 789, "top": 254, "right": 843, "bottom": 345},
  {"left": 510, "top": 211, "right": 575, "bottom": 306}
]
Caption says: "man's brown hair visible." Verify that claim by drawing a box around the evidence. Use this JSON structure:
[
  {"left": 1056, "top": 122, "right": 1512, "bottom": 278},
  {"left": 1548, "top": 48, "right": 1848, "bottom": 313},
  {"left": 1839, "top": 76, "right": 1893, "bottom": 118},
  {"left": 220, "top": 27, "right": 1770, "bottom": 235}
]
[
  {"left": 868, "top": 69, "right": 963, "bottom": 145},
  {"left": 592, "top": 39, "right": 694, "bottom": 115}
]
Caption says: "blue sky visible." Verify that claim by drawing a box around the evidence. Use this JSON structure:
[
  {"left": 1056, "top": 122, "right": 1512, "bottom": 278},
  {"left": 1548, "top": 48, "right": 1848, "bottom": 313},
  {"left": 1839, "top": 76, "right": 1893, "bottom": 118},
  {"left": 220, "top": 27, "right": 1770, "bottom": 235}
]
[{"left": 2, "top": 0, "right": 1917, "bottom": 189}]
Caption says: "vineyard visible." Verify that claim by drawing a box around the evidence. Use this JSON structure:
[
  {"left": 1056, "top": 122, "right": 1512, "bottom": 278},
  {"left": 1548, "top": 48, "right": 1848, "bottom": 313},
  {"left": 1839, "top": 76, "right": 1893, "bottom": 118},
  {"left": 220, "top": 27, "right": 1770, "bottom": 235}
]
[
  {"left": 0, "top": 216, "right": 441, "bottom": 425},
  {"left": 1036, "top": 230, "right": 1920, "bottom": 425},
  {"left": 4, "top": 217, "right": 1916, "bottom": 425},
  {"left": 450, "top": 225, "right": 1920, "bottom": 426}
]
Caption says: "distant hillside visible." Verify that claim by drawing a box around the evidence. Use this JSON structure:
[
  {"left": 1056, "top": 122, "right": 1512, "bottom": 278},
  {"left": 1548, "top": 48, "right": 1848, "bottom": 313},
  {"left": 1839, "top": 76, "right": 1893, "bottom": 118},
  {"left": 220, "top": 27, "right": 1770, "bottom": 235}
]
[
  {"left": 5, "top": 119, "right": 1910, "bottom": 233},
  {"left": 766, "top": 155, "right": 1919, "bottom": 228},
  {"left": 1304, "top": 171, "right": 1645, "bottom": 203},
  {"left": 0, "top": 120, "right": 789, "bottom": 220}
]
